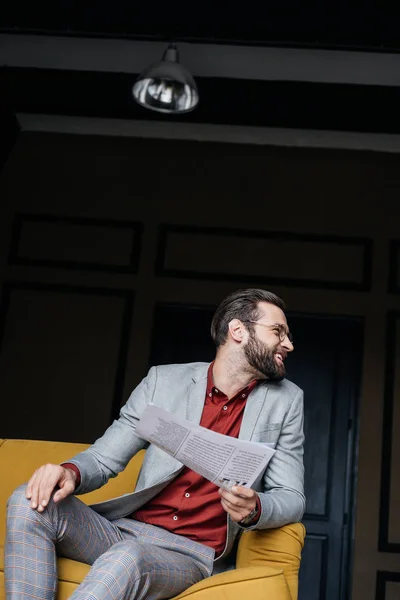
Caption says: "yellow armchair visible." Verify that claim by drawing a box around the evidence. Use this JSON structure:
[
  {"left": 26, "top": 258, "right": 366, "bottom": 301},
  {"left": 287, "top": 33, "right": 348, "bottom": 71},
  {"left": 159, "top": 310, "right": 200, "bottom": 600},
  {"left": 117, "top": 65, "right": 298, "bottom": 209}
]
[{"left": 0, "top": 439, "right": 305, "bottom": 600}]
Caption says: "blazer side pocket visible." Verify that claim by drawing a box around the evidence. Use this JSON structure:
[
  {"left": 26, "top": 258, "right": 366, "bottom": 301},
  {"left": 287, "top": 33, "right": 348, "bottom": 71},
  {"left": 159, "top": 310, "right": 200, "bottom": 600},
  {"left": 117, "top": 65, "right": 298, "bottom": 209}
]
[{"left": 252, "top": 423, "right": 282, "bottom": 444}]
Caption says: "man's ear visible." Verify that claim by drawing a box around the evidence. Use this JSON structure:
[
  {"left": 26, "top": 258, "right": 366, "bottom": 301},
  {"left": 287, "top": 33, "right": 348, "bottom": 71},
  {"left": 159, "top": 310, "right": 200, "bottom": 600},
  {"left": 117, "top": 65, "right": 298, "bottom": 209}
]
[{"left": 228, "top": 319, "right": 246, "bottom": 343}]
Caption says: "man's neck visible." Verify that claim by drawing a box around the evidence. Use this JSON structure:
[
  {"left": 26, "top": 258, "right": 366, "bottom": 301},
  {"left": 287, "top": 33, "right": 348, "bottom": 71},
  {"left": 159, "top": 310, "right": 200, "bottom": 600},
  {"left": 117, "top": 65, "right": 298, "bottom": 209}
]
[{"left": 211, "top": 355, "right": 261, "bottom": 400}]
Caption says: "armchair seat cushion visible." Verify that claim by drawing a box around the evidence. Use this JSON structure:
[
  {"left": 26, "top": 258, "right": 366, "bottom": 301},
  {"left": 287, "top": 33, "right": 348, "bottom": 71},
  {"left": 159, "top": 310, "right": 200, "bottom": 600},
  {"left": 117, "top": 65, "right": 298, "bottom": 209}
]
[{"left": 174, "top": 566, "right": 291, "bottom": 600}]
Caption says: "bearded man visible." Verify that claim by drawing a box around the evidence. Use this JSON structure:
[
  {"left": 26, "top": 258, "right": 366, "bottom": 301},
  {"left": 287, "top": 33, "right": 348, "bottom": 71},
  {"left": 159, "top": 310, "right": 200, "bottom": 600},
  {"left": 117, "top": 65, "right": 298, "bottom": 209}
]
[{"left": 5, "top": 288, "right": 305, "bottom": 600}]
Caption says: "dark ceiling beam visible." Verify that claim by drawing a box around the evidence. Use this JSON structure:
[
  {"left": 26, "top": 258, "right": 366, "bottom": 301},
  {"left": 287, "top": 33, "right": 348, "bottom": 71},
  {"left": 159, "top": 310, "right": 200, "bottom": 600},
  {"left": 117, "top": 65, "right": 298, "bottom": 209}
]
[{"left": 3, "top": 33, "right": 400, "bottom": 88}]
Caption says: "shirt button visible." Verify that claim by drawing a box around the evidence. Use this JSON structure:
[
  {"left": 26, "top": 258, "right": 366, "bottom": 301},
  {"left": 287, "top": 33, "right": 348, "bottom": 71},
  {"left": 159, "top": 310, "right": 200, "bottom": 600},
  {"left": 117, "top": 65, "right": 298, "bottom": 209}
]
[
  {"left": 209, "top": 392, "right": 212, "bottom": 397},
  {"left": 185, "top": 492, "right": 190, "bottom": 498},
  {"left": 242, "top": 394, "right": 246, "bottom": 398},
  {"left": 214, "top": 388, "right": 219, "bottom": 393},
  {"left": 223, "top": 405, "right": 228, "bottom": 411},
  {"left": 173, "top": 515, "right": 178, "bottom": 521}
]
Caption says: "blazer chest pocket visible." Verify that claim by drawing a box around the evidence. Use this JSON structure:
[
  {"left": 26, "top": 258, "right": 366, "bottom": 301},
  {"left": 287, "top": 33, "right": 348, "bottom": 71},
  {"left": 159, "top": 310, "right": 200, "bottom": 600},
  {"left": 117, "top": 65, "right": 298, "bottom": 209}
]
[{"left": 252, "top": 423, "right": 282, "bottom": 445}]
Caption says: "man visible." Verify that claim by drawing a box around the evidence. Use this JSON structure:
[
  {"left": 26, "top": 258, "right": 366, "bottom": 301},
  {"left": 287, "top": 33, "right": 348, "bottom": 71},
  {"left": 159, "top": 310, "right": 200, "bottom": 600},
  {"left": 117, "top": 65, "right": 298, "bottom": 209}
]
[{"left": 5, "top": 288, "right": 305, "bottom": 600}]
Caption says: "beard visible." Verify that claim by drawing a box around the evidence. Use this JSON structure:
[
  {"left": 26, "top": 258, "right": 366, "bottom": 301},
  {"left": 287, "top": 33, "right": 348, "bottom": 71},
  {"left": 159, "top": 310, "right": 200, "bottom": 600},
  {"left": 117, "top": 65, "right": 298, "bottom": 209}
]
[{"left": 244, "top": 330, "right": 285, "bottom": 381}]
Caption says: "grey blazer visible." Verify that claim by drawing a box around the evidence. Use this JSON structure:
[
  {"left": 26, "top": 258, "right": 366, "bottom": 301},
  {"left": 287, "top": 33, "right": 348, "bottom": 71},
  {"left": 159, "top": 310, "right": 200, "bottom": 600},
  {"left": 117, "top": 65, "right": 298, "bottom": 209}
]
[{"left": 69, "top": 362, "right": 305, "bottom": 563}]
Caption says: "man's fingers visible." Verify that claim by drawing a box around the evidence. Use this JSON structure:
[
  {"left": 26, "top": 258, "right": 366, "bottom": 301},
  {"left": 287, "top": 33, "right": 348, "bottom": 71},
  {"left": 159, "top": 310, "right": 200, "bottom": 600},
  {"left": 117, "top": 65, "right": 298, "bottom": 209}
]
[
  {"left": 220, "top": 499, "right": 246, "bottom": 522},
  {"left": 221, "top": 494, "right": 243, "bottom": 508},
  {"left": 219, "top": 486, "right": 254, "bottom": 499},
  {"left": 36, "top": 472, "right": 51, "bottom": 510},
  {"left": 231, "top": 485, "right": 253, "bottom": 498},
  {"left": 29, "top": 473, "right": 42, "bottom": 509},
  {"left": 219, "top": 489, "right": 248, "bottom": 508},
  {"left": 26, "top": 471, "right": 37, "bottom": 500},
  {"left": 35, "top": 470, "right": 59, "bottom": 511},
  {"left": 219, "top": 486, "right": 257, "bottom": 524},
  {"left": 25, "top": 464, "right": 67, "bottom": 511}
]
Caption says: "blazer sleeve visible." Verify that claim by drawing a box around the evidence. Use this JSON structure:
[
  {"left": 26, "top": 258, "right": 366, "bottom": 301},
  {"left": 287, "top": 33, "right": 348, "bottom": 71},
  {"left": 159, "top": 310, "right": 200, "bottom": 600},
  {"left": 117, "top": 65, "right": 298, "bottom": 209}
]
[
  {"left": 67, "top": 366, "right": 158, "bottom": 494},
  {"left": 245, "top": 388, "right": 306, "bottom": 530}
]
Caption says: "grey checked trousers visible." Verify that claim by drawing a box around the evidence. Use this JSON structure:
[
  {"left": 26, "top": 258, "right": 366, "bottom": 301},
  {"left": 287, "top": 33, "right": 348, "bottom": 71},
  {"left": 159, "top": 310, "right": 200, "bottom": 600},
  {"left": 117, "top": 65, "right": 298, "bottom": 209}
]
[{"left": 5, "top": 485, "right": 215, "bottom": 600}]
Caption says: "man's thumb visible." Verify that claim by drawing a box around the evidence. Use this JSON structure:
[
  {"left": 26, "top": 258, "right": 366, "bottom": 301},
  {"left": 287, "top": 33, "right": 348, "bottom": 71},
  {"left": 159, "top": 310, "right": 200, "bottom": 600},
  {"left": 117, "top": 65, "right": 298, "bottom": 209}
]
[{"left": 53, "top": 480, "right": 74, "bottom": 503}]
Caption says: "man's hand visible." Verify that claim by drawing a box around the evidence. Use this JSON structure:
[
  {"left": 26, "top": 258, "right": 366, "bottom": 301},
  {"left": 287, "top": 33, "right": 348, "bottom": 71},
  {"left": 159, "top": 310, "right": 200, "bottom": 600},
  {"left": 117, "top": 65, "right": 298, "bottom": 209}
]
[
  {"left": 25, "top": 464, "right": 77, "bottom": 512},
  {"left": 219, "top": 485, "right": 258, "bottom": 523}
]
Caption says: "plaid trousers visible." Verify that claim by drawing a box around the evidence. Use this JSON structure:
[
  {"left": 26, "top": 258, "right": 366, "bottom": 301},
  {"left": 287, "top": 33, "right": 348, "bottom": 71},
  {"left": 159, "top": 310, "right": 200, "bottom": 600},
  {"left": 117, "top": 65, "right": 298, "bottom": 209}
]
[{"left": 5, "top": 485, "right": 215, "bottom": 600}]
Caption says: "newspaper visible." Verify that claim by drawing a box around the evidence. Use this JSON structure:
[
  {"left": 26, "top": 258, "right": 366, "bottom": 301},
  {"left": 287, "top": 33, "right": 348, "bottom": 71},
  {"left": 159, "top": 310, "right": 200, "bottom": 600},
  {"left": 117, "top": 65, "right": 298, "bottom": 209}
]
[{"left": 136, "top": 404, "right": 275, "bottom": 490}]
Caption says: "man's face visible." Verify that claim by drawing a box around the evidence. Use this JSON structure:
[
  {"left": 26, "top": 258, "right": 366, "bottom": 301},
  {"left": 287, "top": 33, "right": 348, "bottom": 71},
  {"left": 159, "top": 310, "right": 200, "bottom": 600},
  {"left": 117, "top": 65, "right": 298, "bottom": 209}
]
[{"left": 243, "top": 302, "right": 294, "bottom": 380}]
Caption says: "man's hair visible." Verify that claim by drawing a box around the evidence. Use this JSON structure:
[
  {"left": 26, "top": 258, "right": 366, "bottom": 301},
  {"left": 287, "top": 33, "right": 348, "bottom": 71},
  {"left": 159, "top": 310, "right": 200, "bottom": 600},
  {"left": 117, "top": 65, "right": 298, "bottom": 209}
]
[{"left": 210, "top": 288, "right": 286, "bottom": 348}]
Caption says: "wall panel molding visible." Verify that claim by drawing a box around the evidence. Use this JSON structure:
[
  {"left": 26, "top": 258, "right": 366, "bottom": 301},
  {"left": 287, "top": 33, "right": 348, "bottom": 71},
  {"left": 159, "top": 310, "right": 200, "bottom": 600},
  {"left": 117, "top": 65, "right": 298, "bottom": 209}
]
[
  {"left": 8, "top": 213, "right": 143, "bottom": 273},
  {"left": 379, "top": 310, "right": 400, "bottom": 553},
  {"left": 0, "top": 280, "right": 134, "bottom": 430},
  {"left": 299, "top": 533, "right": 328, "bottom": 600},
  {"left": 155, "top": 224, "right": 373, "bottom": 291},
  {"left": 376, "top": 571, "right": 400, "bottom": 600},
  {"left": 388, "top": 240, "right": 400, "bottom": 293},
  {"left": 0, "top": 108, "right": 20, "bottom": 175}
]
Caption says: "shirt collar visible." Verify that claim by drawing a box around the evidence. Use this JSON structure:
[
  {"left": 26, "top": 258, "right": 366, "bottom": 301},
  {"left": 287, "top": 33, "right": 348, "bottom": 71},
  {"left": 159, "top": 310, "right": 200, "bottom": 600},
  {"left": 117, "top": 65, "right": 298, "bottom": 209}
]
[{"left": 206, "top": 361, "right": 259, "bottom": 400}]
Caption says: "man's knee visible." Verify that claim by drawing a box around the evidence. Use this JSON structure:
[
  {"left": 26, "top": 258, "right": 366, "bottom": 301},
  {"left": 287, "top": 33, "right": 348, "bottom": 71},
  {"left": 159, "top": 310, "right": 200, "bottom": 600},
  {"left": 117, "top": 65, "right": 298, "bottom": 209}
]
[
  {"left": 7, "top": 484, "right": 29, "bottom": 511},
  {"left": 101, "top": 540, "right": 148, "bottom": 577},
  {"left": 7, "top": 483, "right": 58, "bottom": 522}
]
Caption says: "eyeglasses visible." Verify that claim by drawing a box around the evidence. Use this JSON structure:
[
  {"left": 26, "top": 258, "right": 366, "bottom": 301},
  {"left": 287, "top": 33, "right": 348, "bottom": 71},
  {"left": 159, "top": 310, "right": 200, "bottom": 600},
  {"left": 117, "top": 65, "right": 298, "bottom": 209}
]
[{"left": 243, "top": 320, "right": 294, "bottom": 344}]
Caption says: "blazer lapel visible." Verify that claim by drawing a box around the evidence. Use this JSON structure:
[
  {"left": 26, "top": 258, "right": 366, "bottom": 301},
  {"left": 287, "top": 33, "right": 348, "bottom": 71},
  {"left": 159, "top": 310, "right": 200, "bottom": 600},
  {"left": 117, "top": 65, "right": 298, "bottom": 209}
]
[
  {"left": 184, "top": 365, "right": 281, "bottom": 443},
  {"left": 238, "top": 383, "right": 271, "bottom": 440},
  {"left": 186, "top": 364, "right": 209, "bottom": 424}
]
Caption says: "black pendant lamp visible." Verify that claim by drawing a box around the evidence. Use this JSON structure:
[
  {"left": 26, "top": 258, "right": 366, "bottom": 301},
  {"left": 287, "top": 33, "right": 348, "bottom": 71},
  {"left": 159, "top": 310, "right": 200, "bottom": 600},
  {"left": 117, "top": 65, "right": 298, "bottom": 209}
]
[{"left": 132, "top": 43, "right": 199, "bottom": 114}]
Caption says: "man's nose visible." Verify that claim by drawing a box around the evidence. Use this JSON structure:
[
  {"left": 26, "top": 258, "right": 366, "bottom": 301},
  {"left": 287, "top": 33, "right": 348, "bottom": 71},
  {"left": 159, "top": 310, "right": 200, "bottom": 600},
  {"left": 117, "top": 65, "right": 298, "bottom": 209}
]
[{"left": 282, "top": 336, "right": 294, "bottom": 352}]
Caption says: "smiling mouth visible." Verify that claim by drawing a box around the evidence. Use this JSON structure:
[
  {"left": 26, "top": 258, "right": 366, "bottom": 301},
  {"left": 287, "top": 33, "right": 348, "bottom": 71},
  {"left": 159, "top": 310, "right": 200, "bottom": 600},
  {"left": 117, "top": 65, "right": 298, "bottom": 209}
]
[{"left": 275, "top": 353, "right": 284, "bottom": 366}]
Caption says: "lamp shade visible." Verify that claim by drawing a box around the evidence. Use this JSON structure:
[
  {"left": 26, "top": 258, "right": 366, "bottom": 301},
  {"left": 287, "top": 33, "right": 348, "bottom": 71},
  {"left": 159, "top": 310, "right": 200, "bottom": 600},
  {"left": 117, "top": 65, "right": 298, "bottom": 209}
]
[{"left": 132, "top": 44, "right": 199, "bottom": 114}]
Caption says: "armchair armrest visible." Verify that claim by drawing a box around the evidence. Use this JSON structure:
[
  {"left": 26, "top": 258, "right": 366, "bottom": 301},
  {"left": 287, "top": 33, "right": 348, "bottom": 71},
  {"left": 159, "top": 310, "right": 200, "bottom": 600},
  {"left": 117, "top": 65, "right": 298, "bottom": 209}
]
[{"left": 236, "top": 523, "right": 306, "bottom": 600}]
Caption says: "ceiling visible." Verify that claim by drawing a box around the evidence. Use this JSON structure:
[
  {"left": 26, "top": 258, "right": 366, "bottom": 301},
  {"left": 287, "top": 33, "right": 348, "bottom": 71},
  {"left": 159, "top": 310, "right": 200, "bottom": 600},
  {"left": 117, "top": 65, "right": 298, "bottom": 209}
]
[
  {"left": 1, "top": 2, "right": 400, "bottom": 52},
  {"left": 2, "top": 2, "right": 400, "bottom": 138}
]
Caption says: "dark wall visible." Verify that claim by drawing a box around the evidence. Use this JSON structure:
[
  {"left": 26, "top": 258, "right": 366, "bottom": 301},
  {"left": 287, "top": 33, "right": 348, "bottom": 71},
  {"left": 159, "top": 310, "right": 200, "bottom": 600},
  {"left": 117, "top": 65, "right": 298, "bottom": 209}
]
[{"left": 0, "top": 132, "right": 399, "bottom": 600}]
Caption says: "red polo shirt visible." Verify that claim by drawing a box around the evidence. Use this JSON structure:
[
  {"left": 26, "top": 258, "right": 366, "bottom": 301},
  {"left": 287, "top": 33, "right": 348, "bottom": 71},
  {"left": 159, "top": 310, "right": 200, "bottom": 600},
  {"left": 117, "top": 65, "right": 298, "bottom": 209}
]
[{"left": 132, "top": 364, "right": 259, "bottom": 555}]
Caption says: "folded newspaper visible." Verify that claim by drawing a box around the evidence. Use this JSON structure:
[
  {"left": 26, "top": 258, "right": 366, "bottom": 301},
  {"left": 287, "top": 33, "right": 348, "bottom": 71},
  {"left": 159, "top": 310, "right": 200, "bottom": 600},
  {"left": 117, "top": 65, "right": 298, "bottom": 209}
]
[{"left": 136, "top": 404, "right": 276, "bottom": 490}]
